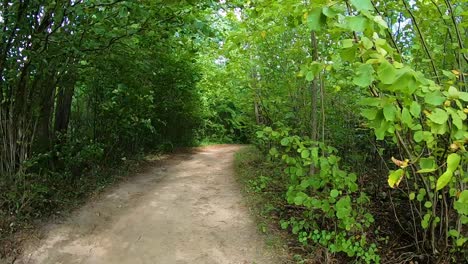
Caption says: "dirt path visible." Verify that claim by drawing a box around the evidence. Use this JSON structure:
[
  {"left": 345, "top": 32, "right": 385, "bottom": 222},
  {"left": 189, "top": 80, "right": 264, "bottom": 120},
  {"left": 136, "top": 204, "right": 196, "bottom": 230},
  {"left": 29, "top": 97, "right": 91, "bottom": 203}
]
[{"left": 15, "top": 145, "right": 279, "bottom": 264}]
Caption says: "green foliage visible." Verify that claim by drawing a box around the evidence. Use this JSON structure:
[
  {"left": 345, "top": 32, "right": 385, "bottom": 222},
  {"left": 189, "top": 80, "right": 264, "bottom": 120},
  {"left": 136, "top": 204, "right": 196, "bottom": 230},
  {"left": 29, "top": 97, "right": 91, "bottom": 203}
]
[
  {"left": 0, "top": 1, "right": 211, "bottom": 257},
  {"left": 257, "top": 126, "right": 378, "bottom": 263},
  {"left": 213, "top": 0, "right": 467, "bottom": 261}
]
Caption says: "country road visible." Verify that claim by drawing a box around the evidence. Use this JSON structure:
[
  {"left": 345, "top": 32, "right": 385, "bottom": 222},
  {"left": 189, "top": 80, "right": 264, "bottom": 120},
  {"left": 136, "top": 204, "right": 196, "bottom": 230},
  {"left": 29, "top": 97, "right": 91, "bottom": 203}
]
[{"left": 15, "top": 145, "right": 279, "bottom": 264}]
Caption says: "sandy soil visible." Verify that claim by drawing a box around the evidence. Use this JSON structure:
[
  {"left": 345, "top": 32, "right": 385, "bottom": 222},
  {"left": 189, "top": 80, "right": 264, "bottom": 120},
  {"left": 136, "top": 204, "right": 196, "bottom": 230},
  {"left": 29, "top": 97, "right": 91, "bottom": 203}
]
[{"left": 14, "top": 145, "right": 279, "bottom": 264}]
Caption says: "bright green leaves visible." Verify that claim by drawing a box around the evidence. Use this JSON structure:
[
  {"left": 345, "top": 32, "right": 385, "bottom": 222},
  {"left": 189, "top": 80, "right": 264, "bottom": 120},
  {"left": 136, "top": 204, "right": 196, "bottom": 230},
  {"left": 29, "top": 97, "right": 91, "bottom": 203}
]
[
  {"left": 361, "top": 108, "right": 378, "bottom": 120},
  {"left": 263, "top": 127, "right": 372, "bottom": 243},
  {"left": 401, "top": 108, "right": 413, "bottom": 126},
  {"left": 428, "top": 108, "right": 449, "bottom": 124},
  {"left": 335, "top": 196, "right": 352, "bottom": 220},
  {"left": 306, "top": 71, "right": 315, "bottom": 81},
  {"left": 388, "top": 169, "right": 405, "bottom": 188},
  {"left": 281, "top": 137, "right": 290, "bottom": 146},
  {"left": 414, "top": 131, "right": 424, "bottom": 142},
  {"left": 447, "top": 153, "right": 461, "bottom": 172},
  {"left": 372, "top": 16, "right": 388, "bottom": 29},
  {"left": 345, "top": 16, "right": 368, "bottom": 32},
  {"left": 374, "top": 120, "right": 391, "bottom": 140},
  {"left": 436, "top": 171, "right": 454, "bottom": 191},
  {"left": 307, "top": 8, "right": 326, "bottom": 32},
  {"left": 301, "top": 149, "right": 310, "bottom": 159},
  {"left": 353, "top": 63, "right": 374, "bottom": 87},
  {"left": 447, "top": 108, "right": 463, "bottom": 129},
  {"left": 417, "top": 158, "right": 436, "bottom": 173},
  {"left": 342, "top": 39, "right": 355, "bottom": 49},
  {"left": 361, "top": 37, "right": 374, "bottom": 50},
  {"left": 454, "top": 190, "right": 468, "bottom": 215},
  {"left": 377, "top": 61, "right": 397, "bottom": 84},
  {"left": 447, "top": 86, "right": 460, "bottom": 100},
  {"left": 424, "top": 93, "right": 445, "bottom": 106},
  {"left": 422, "top": 213, "right": 431, "bottom": 229},
  {"left": 330, "top": 189, "right": 340, "bottom": 198},
  {"left": 305, "top": 62, "right": 323, "bottom": 81},
  {"left": 436, "top": 153, "right": 461, "bottom": 191},
  {"left": 444, "top": 86, "right": 468, "bottom": 102},
  {"left": 410, "top": 101, "right": 421, "bottom": 117},
  {"left": 383, "top": 103, "right": 396, "bottom": 121},
  {"left": 350, "top": 0, "right": 374, "bottom": 11},
  {"left": 322, "top": 6, "right": 342, "bottom": 18},
  {"left": 294, "top": 192, "right": 309, "bottom": 206}
]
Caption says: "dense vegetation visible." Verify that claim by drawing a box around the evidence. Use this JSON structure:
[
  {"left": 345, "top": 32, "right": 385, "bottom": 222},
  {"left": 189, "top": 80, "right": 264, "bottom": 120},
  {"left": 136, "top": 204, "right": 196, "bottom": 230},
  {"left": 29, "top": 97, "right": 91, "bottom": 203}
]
[
  {"left": 1, "top": 0, "right": 467, "bottom": 263},
  {"left": 0, "top": 0, "right": 208, "bottom": 256}
]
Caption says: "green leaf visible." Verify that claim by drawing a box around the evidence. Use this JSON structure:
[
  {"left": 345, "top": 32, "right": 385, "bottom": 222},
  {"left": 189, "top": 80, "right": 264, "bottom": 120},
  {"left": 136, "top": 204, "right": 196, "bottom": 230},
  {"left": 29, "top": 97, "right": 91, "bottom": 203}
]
[
  {"left": 424, "top": 201, "right": 432, "bottom": 208},
  {"left": 417, "top": 158, "right": 436, "bottom": 173},
  {"left": 452, "top": 112, "right": 463, "bottom": 129},
  {"left": 448, "top": 108, "right": 463, "bottom": 129},
  {"left": 269, "top": 147, "right": 279, "bottom": 156},
  {"left": 409, "top": 192, "right": 415, "bottom": 200},
  {"left": 346, "top": 16, "right": 368, "bottom": 32},
  {"left": 422, "top": 213, "right": 431, "bottom": 229},
  {"left": 296, "top": 167, "right": 305, "bottom": 176},
  {"left": 425, "top": 93, "right": 445, "bottom": 105},
  {"left": 361, "top": 108, "right": 378, "bottom": 120},
  {"left": 436, "top": 170, "right": 453, "bottom": 191},
  {"left": 322, "top": 6, "right": 340, "bottom": 18},
  {"left": 353, "top": 63, "right": 375, "bottom": 87},
  {"left": 383, "top": 103, "right": 396, "bottom": 121},
  {"left": 375, "top": 119, "right": 390, "bottom": 140},
  {"left": 447, "top": 86, "right": 460, "bottom": 99},
  {"left": 359, "top": 97, "right": 380, "bottom": 106},
  {"left": 294, "top": 192, "right": 308, "bottom": 205},
  {"left": 307, "top": 8, "right": 326, "bottom": 32},
  {"left": 456, "top": 237, "right": 467, "bottom": 247},
  {"left": 401, "top": 108, "right": 413, "bottom": 126},
  {"left": 454, "top": 190, "right": 468, "bottom": 215},
  {"left": 448, "top": 229, "right": 459, "bottom": 237},
  {"left": 330, "top": 189, "right": 339, "bottom": 198},
  {"left": 447, "top": 153, "right": 461, "bottom": 172},
  {"left": 459, "top": 92, "right": 468, "bottom": 101},
  {"left": 280, "top": 220, "right": 289, "bottom": 229},
  {"left": 414, "top": 131, "right": 424, "bottom": 142},
  {"left": 373, "top": 15, "right": 388, "bottom": 29},
  {"left": 388, "top": 169, "right": 405, "bottom": 188},
  {"left": 377, "top": 61, "right": 397, "bottom": 84},
  {"left": 342, "top": 39, "right": 354, "bottom": 48},
  {"left": 281, "top": 137, "right": 290, "bottom": 146},
  {"left": 428, "top": 109, "right": 448, "bottom": 124},
  {"left": 301, "top": 149, "right": 310, "bottom": 159},
  {"left": 361, "top": 37, "right": 373, "bottom": 49},
  {"left": 350, "top": 0, "right": 373, "bottom": 11},
  {"left": 306, "top": 71, "right": 315, "bottom": 81},
  {"left": 410, "top": 101, "right": 421, "bottom": 117},
  {"left": 336, "top": 196, "right": 352, "bottom": 219}
]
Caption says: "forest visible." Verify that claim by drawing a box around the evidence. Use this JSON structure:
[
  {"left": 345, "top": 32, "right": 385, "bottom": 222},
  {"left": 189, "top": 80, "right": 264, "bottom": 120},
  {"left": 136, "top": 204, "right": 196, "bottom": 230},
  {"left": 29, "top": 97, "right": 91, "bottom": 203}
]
[{"left": 0, "top": 0, "right": 467, "bottom": 263}]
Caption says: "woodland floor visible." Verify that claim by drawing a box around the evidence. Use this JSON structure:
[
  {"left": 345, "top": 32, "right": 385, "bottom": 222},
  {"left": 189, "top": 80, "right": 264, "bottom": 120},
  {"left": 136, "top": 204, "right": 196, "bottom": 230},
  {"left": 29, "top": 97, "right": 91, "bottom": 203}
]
[{"left": 9, "top": 145, "right": 281, "bottom": 264}]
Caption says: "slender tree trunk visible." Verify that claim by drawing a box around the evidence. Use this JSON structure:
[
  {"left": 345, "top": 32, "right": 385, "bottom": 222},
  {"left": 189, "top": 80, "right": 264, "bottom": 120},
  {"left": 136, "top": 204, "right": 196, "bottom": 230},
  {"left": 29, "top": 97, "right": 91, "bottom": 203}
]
[
  {"left": 310, "top": 31, "right": 319, "bottom": 175},
  {"left": 36, "top": 71, "right": 58, "bottom": 153},
  {"left": 54, "top": 73, "right": 77, "bottom": 134}
]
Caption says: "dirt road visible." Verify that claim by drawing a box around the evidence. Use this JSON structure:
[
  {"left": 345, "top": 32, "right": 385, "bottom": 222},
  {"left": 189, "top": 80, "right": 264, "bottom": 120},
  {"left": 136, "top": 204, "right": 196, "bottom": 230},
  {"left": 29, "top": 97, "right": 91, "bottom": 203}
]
[{"left": 15, "top": 145, "right": 279, "bottom": 264}]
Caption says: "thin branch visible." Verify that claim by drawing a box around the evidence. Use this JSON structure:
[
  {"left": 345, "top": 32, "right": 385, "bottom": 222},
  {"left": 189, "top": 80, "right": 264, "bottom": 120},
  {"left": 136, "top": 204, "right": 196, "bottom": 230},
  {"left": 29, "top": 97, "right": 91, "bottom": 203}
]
[{"left": 402, "top": 0, "right": 441, "bottom": 84}]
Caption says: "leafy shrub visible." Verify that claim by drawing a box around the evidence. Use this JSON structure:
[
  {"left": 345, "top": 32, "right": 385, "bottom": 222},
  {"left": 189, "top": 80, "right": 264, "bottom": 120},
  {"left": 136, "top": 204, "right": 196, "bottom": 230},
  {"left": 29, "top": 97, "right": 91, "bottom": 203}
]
[{"left": 257, "top": 126, "right": 380, "bottom": 263}]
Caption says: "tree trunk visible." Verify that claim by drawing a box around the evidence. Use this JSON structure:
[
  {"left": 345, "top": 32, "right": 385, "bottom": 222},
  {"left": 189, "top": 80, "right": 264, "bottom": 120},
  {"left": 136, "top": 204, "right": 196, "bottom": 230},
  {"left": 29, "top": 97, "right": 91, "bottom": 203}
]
[
  {"left": 36, "top": 72, "right": 58, "bottom": 153},
  {"left": 54, "top": 73, "right": 77, "bottom": 134},
  {"left": 310, "top": 31, "right": 319, "bottom": 175}
]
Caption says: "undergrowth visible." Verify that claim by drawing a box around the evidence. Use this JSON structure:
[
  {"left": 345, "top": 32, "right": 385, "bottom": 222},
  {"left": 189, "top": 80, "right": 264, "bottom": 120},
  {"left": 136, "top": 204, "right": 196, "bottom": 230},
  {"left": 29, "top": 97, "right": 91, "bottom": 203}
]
[
  {"left": 234, "top": 146, "right": 348, "bottom": 264},
  {"left": 0, "top": 153, "right": 153, "bottom": 259}
]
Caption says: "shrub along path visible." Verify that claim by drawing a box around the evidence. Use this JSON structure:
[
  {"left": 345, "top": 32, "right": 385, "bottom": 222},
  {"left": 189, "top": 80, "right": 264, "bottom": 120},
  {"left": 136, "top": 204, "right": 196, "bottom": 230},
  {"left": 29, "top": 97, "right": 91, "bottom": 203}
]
[{"left": 15, "top": 145, "right": 279, "bottom": 264}]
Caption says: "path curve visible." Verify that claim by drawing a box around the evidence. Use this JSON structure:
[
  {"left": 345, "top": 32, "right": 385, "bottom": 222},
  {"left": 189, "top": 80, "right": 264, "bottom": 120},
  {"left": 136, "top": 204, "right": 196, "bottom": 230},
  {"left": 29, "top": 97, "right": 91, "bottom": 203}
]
[{"left": 16, "top": 145, "right": 278, "bottom": 264}]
